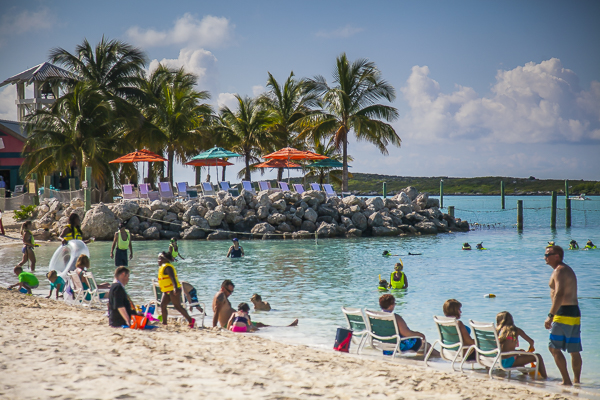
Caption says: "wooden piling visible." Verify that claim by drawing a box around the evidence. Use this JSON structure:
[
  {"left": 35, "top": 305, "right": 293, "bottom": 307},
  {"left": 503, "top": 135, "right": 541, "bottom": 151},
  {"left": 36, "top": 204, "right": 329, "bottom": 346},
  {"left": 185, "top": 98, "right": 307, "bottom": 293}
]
[
  {"left": 566, "top": 199, "right": 571, "bottom": 227},
  {"left": 383, "top": 182, "right": 387, "bottom": 199},
  {"left": 195, "top": 167, "right": 201, "bottom": 185},
  {"left": 500, "top": 181, "right": 505, "bottom": 210},
  {"left": 84, "top": 167, "right": 92, "bottom": 211},
  {"left": 551, "top": 191, "right": 557, "bottom": 228},
  {"left": 69, "top": 178, "right": 76, "bottom": 191},
  {"left": 44, "top": 175, "right": 51, "bottom": 189},
  {"left": 440, "top": 180, "right": 444, "bottom": 208},
  {"left": 448, "top": 205, "right": 455, "bottom": 217},
  {"left": 517, "top": 200, "right": 523, "bottom": 230}
]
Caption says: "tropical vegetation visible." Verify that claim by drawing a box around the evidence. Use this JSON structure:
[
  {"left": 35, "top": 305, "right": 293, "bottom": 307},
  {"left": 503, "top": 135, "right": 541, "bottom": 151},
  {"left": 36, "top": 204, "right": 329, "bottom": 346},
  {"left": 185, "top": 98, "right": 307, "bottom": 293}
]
[{"left": 21, "top": 38, "right": 402, "bottom": 192}]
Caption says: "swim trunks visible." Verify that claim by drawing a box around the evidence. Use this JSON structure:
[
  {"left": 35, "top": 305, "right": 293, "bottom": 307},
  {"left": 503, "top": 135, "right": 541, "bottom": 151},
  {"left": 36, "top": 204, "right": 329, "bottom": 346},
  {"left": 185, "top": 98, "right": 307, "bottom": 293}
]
[
  {"left": 114, "top": 248, "right": 128, "bottom": 267},
  {"left": 188, "top": 288, "right": 198, "bottom": 303},
  {"left": 400, "top": 338, "right": 422, "bottom": 352},
  {"left": 501, "top": 356, "right": 516, "bottom": 368},
  {"left": 549, "top": 305, "right": 582, "bottom": 353}
]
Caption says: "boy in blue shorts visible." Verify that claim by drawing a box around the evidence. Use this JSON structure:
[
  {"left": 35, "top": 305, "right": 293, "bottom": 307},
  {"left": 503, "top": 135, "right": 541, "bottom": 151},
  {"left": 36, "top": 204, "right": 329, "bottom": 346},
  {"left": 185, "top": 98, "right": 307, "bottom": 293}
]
[{"left": 8, "top": 266, "right": 39, "bottom": 295}]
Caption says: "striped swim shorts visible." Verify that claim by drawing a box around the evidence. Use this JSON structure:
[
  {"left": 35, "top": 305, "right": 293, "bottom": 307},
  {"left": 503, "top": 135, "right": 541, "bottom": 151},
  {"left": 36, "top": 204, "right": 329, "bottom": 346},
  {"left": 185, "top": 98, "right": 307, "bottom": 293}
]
[{"left": 549, "top": 305, "right": 582, "bottom": 353}]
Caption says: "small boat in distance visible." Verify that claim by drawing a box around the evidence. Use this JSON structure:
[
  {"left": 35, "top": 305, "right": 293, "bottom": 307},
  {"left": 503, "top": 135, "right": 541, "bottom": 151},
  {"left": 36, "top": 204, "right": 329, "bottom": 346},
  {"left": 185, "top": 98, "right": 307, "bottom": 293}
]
[{"left": 569, "top": 194, "right": 591, "bottom": 201}]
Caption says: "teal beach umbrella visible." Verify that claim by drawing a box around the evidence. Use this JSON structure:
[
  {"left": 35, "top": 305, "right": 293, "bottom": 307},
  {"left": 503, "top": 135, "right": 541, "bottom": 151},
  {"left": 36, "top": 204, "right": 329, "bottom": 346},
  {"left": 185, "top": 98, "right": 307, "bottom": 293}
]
[
  {"left": 190, "top": 146, "right": 241, "bottom": 183},
  {"left": 307, "top": 158, "right": 350, "bottom": 168}
]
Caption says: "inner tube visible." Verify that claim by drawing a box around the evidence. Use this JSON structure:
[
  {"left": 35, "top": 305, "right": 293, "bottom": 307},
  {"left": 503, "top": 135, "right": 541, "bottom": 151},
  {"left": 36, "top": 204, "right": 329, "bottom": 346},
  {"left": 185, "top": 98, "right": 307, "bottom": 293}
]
[{"left": 48, "top": 240, "right": 90, "bottom": 280}]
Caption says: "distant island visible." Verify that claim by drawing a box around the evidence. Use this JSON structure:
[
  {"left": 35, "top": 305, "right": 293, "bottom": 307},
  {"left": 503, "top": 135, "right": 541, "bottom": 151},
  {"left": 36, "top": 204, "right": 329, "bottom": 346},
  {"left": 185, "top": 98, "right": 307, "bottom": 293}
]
[{"left": 298, "top": 174, "right": 600, "bottom": 196}]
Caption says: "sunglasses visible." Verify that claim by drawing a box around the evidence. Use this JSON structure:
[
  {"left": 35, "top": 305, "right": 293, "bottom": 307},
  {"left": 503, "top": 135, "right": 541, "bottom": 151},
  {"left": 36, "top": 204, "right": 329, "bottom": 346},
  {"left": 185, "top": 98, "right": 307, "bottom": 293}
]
[{"left": 544, "top": 253, "right": 556, "bottom": 257}]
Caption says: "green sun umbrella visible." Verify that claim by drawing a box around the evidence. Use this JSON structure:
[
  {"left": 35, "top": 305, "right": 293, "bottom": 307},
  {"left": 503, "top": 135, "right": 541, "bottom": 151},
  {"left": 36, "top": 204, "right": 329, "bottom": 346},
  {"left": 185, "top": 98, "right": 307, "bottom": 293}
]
[
  {"left": 190, "top": 147, "right": 241, "bottom": 183},
  {"left": 307, "top": 158, "right": 350, "bottom": 168}
]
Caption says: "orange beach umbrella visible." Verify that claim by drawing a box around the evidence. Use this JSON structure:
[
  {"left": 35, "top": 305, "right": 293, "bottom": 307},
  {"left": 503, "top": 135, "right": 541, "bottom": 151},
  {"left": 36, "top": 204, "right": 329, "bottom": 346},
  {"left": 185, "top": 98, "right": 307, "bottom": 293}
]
[
  {"left": 185, "top": 158, "right": 234, "bottom": 167},
  {"left": 262, "top": 147, "right": 328, "bottom": 182},
  {"left": 109, "top": 149, "right": 167, "bottom": 163},
  {"left": 254, "top": 159, "right": 301, "bottom": 168}
]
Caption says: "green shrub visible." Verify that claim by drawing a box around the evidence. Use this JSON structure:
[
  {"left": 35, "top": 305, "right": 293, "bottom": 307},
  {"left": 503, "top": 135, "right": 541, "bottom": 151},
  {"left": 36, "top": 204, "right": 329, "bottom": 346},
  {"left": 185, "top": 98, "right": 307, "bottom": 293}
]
[{"left": 13, "top": 205, "right": 36, "bottom": 221}]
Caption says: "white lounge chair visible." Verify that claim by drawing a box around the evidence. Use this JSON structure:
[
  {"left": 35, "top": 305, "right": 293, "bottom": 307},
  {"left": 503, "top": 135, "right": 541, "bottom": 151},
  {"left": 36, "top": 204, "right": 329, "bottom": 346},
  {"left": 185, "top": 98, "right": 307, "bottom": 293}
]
[
  {"left": 121, "top": 184, "right": 138, "bottom": 201},
  {"left": 359, "top": 309, "right": 427, "bottom": 357},
  {"left": 323, "top": 184, "right": 338, "bottom": 198},
  {"left": 341, "top": 307, "right": 371, "bottom": 352},
  {"left": 201, "top": 182, "right": 215, "bottom": 197},
  {"left": 158, "top": 182, "right": 175, "bottom": 202},
  {"left": 310, "top": 183, "right": 321, "bottom": 191},
  {"left": 219, "top": 181, "right": 239, "bottom": 196},
  {"left": 67, "top": 271, "right": 90, "bottom": 307},
  {"left": 258, "top": 181, "right": 270, "bottom": 191},
  {"left": 425, "top": 316, "right": 476, "bottom": 370},
  {"left": 176, "top": 182, "right": 190, "bottom": 200},
  {"left": 278, "top": 182, "right": 291, "bottom": 192},
  {"left": 83, "top": 271, "right": 109, "bottom": 309},
  {"left": 293, "top": 183, "right": 305, "bottom": 194},
  {"left": 464, "top": 320, "right": 540, "bottom": 380},
  {"left": 241, "top": 181, "right": 256, "bottom": 195},
  {"left": 139, "top": 183, "right": 159, "bottom": 203}
]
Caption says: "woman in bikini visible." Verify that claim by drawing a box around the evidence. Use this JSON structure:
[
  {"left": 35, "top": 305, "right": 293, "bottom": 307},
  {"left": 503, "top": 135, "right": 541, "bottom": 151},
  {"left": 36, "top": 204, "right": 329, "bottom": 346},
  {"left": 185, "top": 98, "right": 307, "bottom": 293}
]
[
  {"left": 496, "top": 311, "right": 548, "bottom": 378},
  {"left": 16, "top": 221, "right": 36, "bottom": 272}
]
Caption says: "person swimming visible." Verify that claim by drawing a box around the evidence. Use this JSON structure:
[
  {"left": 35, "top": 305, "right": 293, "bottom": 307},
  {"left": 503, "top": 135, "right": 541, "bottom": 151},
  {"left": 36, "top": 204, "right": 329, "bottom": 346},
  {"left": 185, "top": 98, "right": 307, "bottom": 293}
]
[
  {"left": 569, "top": 240, "right": 579, "bottom": 250},
  {"left": 462, "top": 243, "right": 471, "bottom": 250},
  {"left": 584, "top": 240, "right": 596, "bottom": 249},
  {"left": 476, "top": 242, "right": 484, "bottom": 250},
  {"left": 547, "top": 241, "right": 556, "bottom": 248},
  {"left": 226, "top": 238, "right": 244, "bottom": 258},
  {"left": 378, "top": 279, "right": 389, "bottom": 291}
]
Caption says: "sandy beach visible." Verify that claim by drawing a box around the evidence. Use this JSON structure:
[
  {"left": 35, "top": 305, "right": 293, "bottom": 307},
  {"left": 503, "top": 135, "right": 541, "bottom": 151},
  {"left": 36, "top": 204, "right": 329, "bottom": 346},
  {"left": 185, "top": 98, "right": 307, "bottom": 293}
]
[{"left": 0, "top": 289, "right": 589, "bottom": 400}]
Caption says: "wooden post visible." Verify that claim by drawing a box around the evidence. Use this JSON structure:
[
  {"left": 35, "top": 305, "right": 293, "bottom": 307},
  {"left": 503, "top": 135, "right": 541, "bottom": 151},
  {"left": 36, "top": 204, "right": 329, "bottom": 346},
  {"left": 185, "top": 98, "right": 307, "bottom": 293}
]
[
  {"left": 448, "top": 205, "right": 455, "bottom": 217},
  {"left": 565, "top": 179, "right": 569, "bottom": 200},
  {"left": 84, "top": 167, "right": 92, "bottom": 211},
  {"left": 551, "top": 191, "right": 557, "bottom": 228},
  {"left": 195, "top": 167, "right": 201, "bottom": 186},
  {"left": 28, "top": 179, "right": 39, "bottom": 206},
  {"left": 500, "top": 181, "right": 505, "bottom": 210},
  {"left": 517, "top": 200, "right": 523, "bottom": 230},
  {"left": 44, "top": 175, "right": 51, "bottom": 189},
  {"left": 69, "top": 178, "right": 76, "bottom": 191},
  {"left": 440, "top": 179, "right": 444, "bottom": 208},
  {"left": 566, "top": 199, "right": 571, "bottom": 228},
  {"left": 382, "top": 182, "right": 387, "bottom": 199}
]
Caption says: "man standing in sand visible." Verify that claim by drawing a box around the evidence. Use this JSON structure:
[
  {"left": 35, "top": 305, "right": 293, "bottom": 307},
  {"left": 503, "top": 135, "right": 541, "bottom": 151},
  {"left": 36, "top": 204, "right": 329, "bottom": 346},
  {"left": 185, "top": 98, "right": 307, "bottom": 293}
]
[
  {"left": 213, "top": 280, "right": 235, "bottom": 327},
  {"left": 544, "top": 245, "right": 582, "bottom": 386}
]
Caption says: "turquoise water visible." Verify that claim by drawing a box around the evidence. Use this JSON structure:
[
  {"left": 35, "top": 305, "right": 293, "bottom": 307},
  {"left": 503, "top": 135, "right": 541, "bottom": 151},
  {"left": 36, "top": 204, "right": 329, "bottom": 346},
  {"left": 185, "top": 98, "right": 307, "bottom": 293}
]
[{"left": 1, "top": 195, "right": 598, "bottom": 387}]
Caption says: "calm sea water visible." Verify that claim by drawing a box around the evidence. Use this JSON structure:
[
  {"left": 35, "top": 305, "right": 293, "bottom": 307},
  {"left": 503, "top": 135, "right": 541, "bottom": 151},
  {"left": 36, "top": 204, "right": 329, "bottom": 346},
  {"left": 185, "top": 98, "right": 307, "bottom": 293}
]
[{"left": 1, "top": 195, "right": 598, "bottom": 387}]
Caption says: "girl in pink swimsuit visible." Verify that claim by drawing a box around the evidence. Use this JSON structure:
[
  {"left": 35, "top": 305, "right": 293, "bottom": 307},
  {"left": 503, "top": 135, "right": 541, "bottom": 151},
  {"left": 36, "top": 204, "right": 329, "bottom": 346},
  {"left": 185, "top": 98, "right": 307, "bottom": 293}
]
[{"left": 227, "top": 302, "right": 252, "bottom": 333}]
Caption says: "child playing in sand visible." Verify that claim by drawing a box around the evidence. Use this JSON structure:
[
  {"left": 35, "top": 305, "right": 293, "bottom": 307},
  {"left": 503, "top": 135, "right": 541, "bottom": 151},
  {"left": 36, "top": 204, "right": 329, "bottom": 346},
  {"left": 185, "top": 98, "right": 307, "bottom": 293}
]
[
  {"left": 16, "top": 221, "right": 36, "bottom": 272},
  {"left": 8, "top": 266, "right": 39, "bottom": 294},
  {"left": 250, "top": 293, "right": 271, "bottom": 311},
  {"left": 227, "top": 302, "right": 252, "bottom": 333},
  {"left": 496, "top": 311, "right": 548, "bottom": 378},
  {"left": 46, "top": 270, "right": 65, "bottom": 299}
]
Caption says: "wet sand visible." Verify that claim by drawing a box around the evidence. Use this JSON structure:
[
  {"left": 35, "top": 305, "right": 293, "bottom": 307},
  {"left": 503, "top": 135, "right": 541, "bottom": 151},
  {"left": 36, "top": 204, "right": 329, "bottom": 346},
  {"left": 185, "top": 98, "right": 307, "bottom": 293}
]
[{"left": 0, "top": 288, "right": 586, "bottom": 400}]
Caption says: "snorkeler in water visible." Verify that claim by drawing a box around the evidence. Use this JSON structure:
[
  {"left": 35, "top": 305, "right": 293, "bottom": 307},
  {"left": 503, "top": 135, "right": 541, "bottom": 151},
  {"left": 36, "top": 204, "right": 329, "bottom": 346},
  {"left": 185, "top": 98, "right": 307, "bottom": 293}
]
[
  {"left": 462, "top": 243, "right": 471, "bottom": 250},
  {"left": 568, "top": 240, "right": 579, "bottom": 250},
  {"left": 584, "top": 240, "right": 596, "bottom": 250}
]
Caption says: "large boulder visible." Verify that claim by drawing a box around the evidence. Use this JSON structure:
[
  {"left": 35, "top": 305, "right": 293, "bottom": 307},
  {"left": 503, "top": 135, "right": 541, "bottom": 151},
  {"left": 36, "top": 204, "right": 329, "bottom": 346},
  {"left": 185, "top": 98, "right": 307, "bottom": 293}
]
[
  {"left": 366, "top": 197, "right": 384, "bottom": 211},
  {"left": 342, "top": 195, "right": 363, "bottom": 207},
  {"left": 81, "top": 203, "right": 119, "bottom": 240},
  {"left": 401, "top": 186, "right": 419, "bottom": 201},
  {"left": 368, "top": 212, "right": 384, "bottom": 227},
  {"left": 415, "top": 221, "right": 438, "bottom": 234},
  {"left": 397, "top": 204, "right": 413, "bottom": 215},
  {"left": 269, "top": 191, "right": 284, "bottom": 202},
  {"left": 267, "top": 213, "right": 286, "bottom": 225},
  {"left": 142, "top": 226, "right": 160, "bottom": 240},
  {"left": 189, "top": 216, "right": 210, "bottom": 230},
  {"left": 234, "top": 195, "right": 246, "bottom": 209},
  {"left": 181, "top": 226, "right": 206, "bottom": 240},
  {"left": 202, "top": 196, "right": 218, "bottom": 210},
  {"left": 111, "top": 201, "right": 139, "bottom": 221},
  {"left": 36, "top": 213, "right": 54, "bottom": 230},
  {"left": 316, "top": 222, "right": 337, "bottom": 238},
  {"left": 205, "top": 210, "right": 225, "bottom": 227},
  {"left": 292, "top": 230, "right": 312, "bottom": 239},
  {"left": 182, "top": 205, "right": 199, "bottom": 223},
  {"left": 415, "top": 193, "right": 429, "bottom": 210},
  {"left": 150, "top": 200, "right": 169, "bottom": 211},
  {"left": 302, "top": 190, "right": 325, "bottom": 205},
  {"left": 163, "top": 212, "right": 178, "bottom": 223},
  {"left": 137, "top": 205, "right": 152, "bottom": 219},
  {"left": 303, "top": 207, "right": 318, "bottom": 223},
  {"left": 394, "top": 192, "right": 411, "bottom": 205},
  {"left": 351, "top": 212, "right": 368, "bottom": 231},
  {"left": 207, "top": 230, "right": 229, "bottom": 240},
  {"left": 372, "top": 226, "right": 400, "bottom": 236},
  {"left": 251, "top": 222, "right": 275, "bottom": 235},
  {"left": 257, "top": 191, "right": 271, "bottom": 208},
  {"left": 160, "top": 230, "right": 180, "bottom": 239},
  {"left": 346, "top": 228, "right": 362, "bottom": 237},
  {"left": 151, "top": 209, "right": 167, "bottom": 221},
  {"left": 272, "top": 199, "right": 286, "bottom": 212},
  {"left": 256, "top": 206, "right": 269, "bottom": 219},
  {"left": 126, "top": 216, "right": 140, "bottom": 232},
  {"left": 426, "top": 197, "right": 440, "bottom": 209},
  {"left": 317, "top": 205, "right": 338, "bottom": 220},
  {"left": 277, "top": 222, "right": 292, "bottom": 233},
  {"left": 383, "top": 198, "right": 397, "bottom": 210},
  {"left": 300, "top": 220, "right": 316, "bottom": 233}
]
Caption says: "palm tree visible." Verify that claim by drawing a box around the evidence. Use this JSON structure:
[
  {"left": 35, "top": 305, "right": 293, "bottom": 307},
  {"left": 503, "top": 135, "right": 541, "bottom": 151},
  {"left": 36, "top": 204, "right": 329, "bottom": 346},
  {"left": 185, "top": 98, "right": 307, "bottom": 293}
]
[
  {"left": 304, "top": 138, "right": 353, "bottom": 186},
  {"left": 259, "top": 71, "right": 316, "bottom": 181},
  {"left": 21, "top": 82, "right": 129, "bottom": 190},
  {"left": 137, "top": 65, "right": 213, "bottom": 185},
  {"left": 298, "top": 53, "right": 401, "bottom": 191},
  {"left": 216, "top": 95, "right": 277, "bottom": 181}
]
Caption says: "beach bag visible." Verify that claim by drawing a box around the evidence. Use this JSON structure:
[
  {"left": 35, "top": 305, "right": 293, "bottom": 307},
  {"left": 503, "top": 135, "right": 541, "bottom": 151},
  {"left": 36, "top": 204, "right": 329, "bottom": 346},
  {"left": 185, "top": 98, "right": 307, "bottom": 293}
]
[
  {"left": 333, "top": 328, "right": 352, "bottom": 353},
  {"left": 130, "top": 315, "right": 148, "bottom": 330}
]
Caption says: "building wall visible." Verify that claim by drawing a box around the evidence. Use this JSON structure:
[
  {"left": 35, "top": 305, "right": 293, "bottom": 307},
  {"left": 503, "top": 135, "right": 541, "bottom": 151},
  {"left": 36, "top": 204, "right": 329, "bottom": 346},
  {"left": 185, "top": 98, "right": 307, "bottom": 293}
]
[{"left": 0, "top": 131, "right": 25, "bottom": 192}]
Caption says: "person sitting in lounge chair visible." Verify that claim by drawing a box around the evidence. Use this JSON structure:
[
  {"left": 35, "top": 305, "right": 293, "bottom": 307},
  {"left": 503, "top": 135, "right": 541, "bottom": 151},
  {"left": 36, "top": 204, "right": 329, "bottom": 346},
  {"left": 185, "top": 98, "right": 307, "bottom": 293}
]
[
  {"left": 181, "top": 281, "right": 203, "bottom": 313},
  {"left": 250, "top": 293, "right": 271, "bottom": 311},
  {"left": 379, "top": 294, "right": 438, "bottom": 356},
  {"left": 443, "top": 299, "right": 475, "bottom": 359}
]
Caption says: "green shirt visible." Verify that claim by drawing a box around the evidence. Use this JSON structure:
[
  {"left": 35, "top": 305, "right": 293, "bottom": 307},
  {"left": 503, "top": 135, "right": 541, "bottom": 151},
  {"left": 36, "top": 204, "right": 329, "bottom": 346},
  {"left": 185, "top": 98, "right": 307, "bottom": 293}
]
[{"left": 18, "top": 271, "right": 39, "bottom": 287}]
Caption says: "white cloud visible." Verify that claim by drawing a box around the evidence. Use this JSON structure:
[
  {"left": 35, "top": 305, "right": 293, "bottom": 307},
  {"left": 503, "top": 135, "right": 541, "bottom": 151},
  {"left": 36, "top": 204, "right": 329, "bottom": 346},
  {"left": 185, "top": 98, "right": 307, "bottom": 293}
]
[
  {"left": 400, "top": 58, "right": 600, "bottom": 144},
  {"left": 252, "top": 85, "right": 265, "bottom": 96},
  {"left": 316, "top": 24, "right": 364, "bottom": 39},
  {"left": 217, "top": 93, "right": 238, "bottom": 110},
  {"left": 148, "top": 48, "right": 218, "bottom": 93},
  {"left": 127, "top": 14, "right": 235, "bottom": 49},
  {"left": 0, "top": 86, "right": 17, "bottom": 121},
  {"left": 0, "top": 6, "right": 55, "bottom": 36}
]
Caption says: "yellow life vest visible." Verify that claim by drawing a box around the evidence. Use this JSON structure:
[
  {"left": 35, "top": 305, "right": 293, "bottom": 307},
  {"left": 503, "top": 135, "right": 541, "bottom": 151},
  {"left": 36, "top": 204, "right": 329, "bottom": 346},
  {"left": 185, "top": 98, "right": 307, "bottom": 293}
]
[
  {"left": 117, "top": 229, "right": 130, "bottom": 250},
  {"left": 27, "top": 230, "right": 36, "bottom": 246},
  {"left": 158, "top": 263, "right": 180, "bottom": 293},
  {"left": 169, "top": 244, "right": 178, "bottom": 259},
  {"left": 64, "top": 224, "right": 83, "bottom": 241},
  {"left": 390, "top": 271, "right": 405, "bottom": 289},
  {"left": 585, "top": 245, "right": 597, "bottom": 249}
]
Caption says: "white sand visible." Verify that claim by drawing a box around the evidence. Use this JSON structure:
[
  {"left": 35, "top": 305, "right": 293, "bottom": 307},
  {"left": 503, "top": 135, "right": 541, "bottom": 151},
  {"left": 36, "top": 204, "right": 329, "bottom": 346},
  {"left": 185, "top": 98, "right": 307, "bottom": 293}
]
[{"left": 0, "top": 289, "right": 588, "bottom": 400}]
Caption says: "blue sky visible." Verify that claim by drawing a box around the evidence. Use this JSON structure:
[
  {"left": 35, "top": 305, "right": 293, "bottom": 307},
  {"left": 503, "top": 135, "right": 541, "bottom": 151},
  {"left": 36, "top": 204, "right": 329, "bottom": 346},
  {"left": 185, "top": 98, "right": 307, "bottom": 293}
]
[{"left": 1, "top": 0, "right": 599, "bottom": 182}]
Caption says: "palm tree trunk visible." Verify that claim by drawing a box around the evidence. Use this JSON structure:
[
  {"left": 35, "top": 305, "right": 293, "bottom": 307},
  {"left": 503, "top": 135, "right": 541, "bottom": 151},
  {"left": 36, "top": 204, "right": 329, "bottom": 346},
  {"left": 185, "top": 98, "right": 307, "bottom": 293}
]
[
  {"left": 277, "top": 167, "right": 283, "bottom": 182},
  {"left": 342, "top": 135, "right": 348, "bottom": 192},
  {"left": 245, "top": 152, "right": 251, "bottom": 181},
  {"left": 222, "top": 165, "right": 226, "bottom": 182},
  {"left": 167, "top": 149, "right": 175, "bottom": 185}
]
